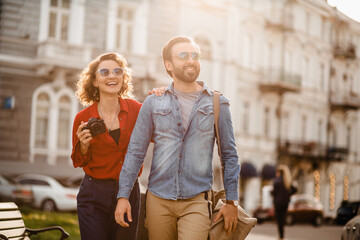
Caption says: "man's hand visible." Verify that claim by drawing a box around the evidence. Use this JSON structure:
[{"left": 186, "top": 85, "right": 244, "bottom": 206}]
[
  {"left": 148, "top": 87, "right": 166, "bottom": 96},
  {"left": 212, "top": 203, "right": 238, "bottom": 236},
  {"left": 115, "top": 198, "right": 132, "bottom": 227}
]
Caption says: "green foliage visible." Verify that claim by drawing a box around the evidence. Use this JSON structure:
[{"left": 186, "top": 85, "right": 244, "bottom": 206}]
[{"left": 19, "top": 206, "right": 80, "bottom": 240}]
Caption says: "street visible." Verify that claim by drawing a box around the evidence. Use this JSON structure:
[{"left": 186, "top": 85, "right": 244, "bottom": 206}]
[{"left": 246, "top": 222, "right": 343, "bottom": 240}]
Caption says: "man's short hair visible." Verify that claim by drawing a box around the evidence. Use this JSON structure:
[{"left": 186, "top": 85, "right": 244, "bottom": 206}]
[{"left": 162, "top": 36, "right": 200, "bottom": 77}]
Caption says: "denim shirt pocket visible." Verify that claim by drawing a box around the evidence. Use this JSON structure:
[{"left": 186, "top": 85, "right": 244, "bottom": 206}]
[
  {"left": 153, "top": 108, "right": 172, "bottom": 131},
  {"left": 197, "top": 106, "right": 214, "bottom": 132}
]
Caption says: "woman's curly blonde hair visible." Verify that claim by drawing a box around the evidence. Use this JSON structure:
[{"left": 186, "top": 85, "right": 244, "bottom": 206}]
[
  {"left": 277, "top": 164, "right": 292, "bottom": 190},
  {"left": 75, "top": 52, "right": 133, "bottom": 106}
]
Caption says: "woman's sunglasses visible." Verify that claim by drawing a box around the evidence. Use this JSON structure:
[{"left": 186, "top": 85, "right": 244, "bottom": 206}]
[
  {"left": 174, "top": 52, "right": 200, "bottom": 61},
  {"left": 98, "top": 67, "right": 124, "bottom": 77}
]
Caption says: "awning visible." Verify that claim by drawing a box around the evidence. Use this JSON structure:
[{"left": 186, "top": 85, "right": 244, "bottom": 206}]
[
  {"left": 240, "top": 162, "right": 258, "bottom": 178},
  {"left": 261, "top": 164, "right": 276, "bottom": 180}
]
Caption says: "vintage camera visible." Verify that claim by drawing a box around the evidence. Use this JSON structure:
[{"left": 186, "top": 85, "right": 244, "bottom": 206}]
[{"left": 82, "top": 118, "right": 106, "bottom": 136}]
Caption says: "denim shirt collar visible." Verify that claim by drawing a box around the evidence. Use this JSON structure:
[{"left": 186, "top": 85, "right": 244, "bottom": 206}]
[{"left": 165, "top": 81, "right": 213, "bottom": 96}]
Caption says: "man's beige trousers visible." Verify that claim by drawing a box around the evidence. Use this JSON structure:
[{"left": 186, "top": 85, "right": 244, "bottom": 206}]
[{"left": 145, "top": 191, "right": 212, "bottom": 240}]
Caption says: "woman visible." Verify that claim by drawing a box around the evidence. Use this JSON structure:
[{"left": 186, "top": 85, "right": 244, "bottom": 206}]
[
  {"left": 272, "top": 164, "right": 296, "bottom": 240},
  {"left": 71, "top": 52, "right": 143, "bottom": 240}
]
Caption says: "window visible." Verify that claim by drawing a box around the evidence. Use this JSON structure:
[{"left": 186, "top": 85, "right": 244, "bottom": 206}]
[
  {"left": 285, "top": 51, "right": 293, "bottom": 74},
  {"left": 19, "top": 179, "right": 50, "bottom": 187},
  {"left": 332, "top": 127, "right": 337, "bottom": 146},
  {"left": 265, "top": 42, "right": 274, "bottom": 69},
  {"left": 244, "top": 35, "right": 253, "bottom": 69},
  {"left": 282, "top": 111, "right": 289, "bottom": 140},
  {"left": 116, "top": 7, "right": 134, "bottom": 51},
  {"left": 320, "top": 64, "right": 325, "bottom": 91},
  {"left": 318, "top": 119, "right": 323, "bottom": 143},
  {"left": 30, "top": 82, "right": 78, "bottom": 165},
  {"left": 58, "top": 96, "right": 71, "bottom": 150},
  {"left": 302, "top": 57, "right": 309, "bottom": 87},
  {"left": 49, "top": 0, "right": 70, "bottom": 40},
  {"left": 35, "top": 93, "right": 50, "bottom": 148},
  {"left": 301, "top": 115, "right": 307, "bottom": 141},
  {"left": 242, "top": 102, "right": 250, "bottom": 134},
  {"left": 347, "top": 126, "right": 351, "bottom": 150},
  {"left": 264, "top": 107, "right": 270, "bottom": 137},
  {"left": 194, "top": 36, "right": 212, "bottom": 60},
  {"left": 349, "top": 75, "right": 354, "bottom": 94},
  {"left": 305, "top": 12, "right": 310, "bottom": 34}
]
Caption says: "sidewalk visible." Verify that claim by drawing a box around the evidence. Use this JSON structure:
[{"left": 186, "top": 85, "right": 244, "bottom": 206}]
[{"left": 245, "top": 222, "right": 343, "bottom": 240}]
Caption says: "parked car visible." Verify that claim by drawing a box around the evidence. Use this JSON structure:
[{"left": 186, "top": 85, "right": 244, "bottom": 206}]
[
  {"left": 15, "top": 174, "right": 78, "bottom": 212},
  {"left": 64, "top": 172, "right": 84, "bottom": 188},
  {"left": 253, "top": 206, "right": 275, "bottom": 223},
  {"left": 0, "top": 174, "right": 33, "bottom": 204},
  {"left": 336, "top": 200, "right": 360, "bottom": 225},
  {"left": 341, "top": 208, "right": 360, "bottom": 240},
  {"left": 286, "top": 194, "right": 324, "bottom": 226}
]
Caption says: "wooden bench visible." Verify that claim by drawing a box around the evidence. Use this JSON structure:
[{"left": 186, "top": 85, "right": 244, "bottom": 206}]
[{"left": 0, "top": 202, "right": 69, "bottom": 240}]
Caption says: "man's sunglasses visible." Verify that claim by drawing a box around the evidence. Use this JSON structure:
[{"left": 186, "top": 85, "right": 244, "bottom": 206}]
[
  {"left": 174, "top": 52, "right": 200, "bottom": 61},
  {"left": 98, "top": 67, "right": 124, "bottom": 77}
]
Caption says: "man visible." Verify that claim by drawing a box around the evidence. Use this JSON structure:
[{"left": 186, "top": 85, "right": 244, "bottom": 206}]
[{"left": 115, "top": 36, "right": 240, "bottom": 240}]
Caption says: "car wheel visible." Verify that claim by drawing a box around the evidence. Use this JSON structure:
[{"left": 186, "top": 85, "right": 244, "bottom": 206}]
[
  {"left": 41, "top": 199, "right": 56, "bottom": 212},
  {"left": 314, "top": 215, "right": 323, "bottom": 227},
  {"left": 285, "top": 214, "right": 294, "bottom": 225}
]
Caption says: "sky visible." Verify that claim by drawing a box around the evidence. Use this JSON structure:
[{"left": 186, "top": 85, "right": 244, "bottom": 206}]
[{"left": 327, "top": 0, "right": 360, "bottom": 22}]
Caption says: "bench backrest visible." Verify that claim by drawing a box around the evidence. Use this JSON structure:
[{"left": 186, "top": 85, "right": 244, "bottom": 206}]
[{"left": 0, "top": 202, "right": 29, "bottom": 240}]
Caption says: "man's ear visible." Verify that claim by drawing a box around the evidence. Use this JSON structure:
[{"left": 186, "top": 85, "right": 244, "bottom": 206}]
[{"left": 164, "top": 60, "right": 173, "bottom": 73}]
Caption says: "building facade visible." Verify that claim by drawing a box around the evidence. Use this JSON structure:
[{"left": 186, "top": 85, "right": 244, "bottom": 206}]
[{"left": 0, "top": 0, "right": 359, "bottom": 218}]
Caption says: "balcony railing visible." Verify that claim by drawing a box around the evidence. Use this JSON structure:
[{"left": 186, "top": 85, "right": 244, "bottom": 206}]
[
  {"left": 333, "top": 44, "right": 356, "bottom": 59},
  {"left": 279, "top": 140, "right": 327, "bottom": 158},
  {"left": 265, "top": 8, "right": 293, "bottom": 31},
  {"left": 259, "top": 68, "right": 301, "bottom": 93},
  {"left": 37, "top": 40, "right": 93, "bottom": 69},
  {"left": 330, "top": 92, "right": 360, "bottom": 111},
  {"left": 279, "top": 140, "right": 349, "bottom": 161}
]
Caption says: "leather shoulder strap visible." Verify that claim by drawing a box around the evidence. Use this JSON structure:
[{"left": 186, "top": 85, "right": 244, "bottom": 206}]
[{"left": 213, "top": 91, "right": 224, "bottom": 182}]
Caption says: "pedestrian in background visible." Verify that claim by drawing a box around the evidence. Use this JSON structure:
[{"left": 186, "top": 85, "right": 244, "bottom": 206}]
[
  {"left": 71, "top": 52, "right": 142, "bottom": 240},
  {"left": 272, "top": 164, "right": 297, "bottom": 240}
]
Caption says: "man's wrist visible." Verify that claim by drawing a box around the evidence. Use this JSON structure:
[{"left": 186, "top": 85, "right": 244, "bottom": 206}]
[{"left": 225, "top": 200, "right": 239, "bottom": 207}]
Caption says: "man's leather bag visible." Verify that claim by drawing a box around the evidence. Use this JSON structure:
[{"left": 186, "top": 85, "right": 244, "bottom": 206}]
[
  {"left": 210, "top": 92, "right": 257, "bottom": 239},
  {"left": 209, "top": 196, "right": 257, "bottom": 240}
]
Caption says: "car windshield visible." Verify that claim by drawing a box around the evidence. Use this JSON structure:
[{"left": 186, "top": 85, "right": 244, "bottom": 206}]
[{"left": 2, "top": 175, "right": 17, "bottom": 184}]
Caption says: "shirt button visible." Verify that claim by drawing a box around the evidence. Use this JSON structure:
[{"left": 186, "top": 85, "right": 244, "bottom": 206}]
[{"left": 120, "top": 118, "right": 123, "bottom": 121}]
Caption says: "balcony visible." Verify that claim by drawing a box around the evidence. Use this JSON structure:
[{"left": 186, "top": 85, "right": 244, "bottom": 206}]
[
  {"left": 265, "top": 8, "right": 293, "bottom": 31},
  {"left": 333, "top": 44, "right": 356, "bottom": 59},
  {"left": 327, "top": 146, "right": 349, "bottom": 161},
  {"left": 279, "top": 140, "right": 349, "bottom": 162},
  {"left": 279, "top": 140, "right": 327, "bottom": 159},
  {"left": 37, "top": 40, "right": 93, "bottom": 69},
  {"left": 330, "top": 92, "right": 360, "bottom": 111},
  {"left": 259, "top": 68, "right": 301, "bottom": 94}
]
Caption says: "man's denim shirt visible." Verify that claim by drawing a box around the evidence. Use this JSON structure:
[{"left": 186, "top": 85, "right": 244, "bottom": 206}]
[{"left": 117, "top": 81, "right": 240, "bottom": 200}]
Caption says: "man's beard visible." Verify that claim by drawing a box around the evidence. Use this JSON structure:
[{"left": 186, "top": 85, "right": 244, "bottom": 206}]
[{"left": 172, "top": 64, "right": 200, "bottom": 83}]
